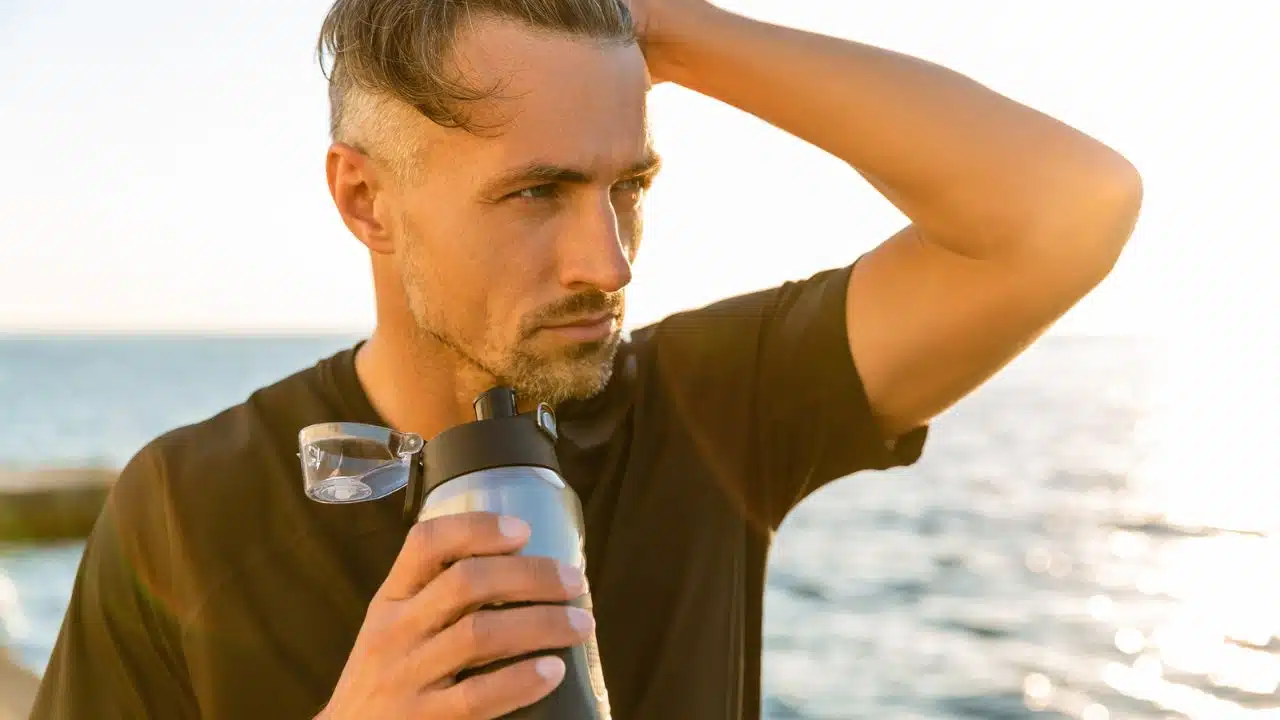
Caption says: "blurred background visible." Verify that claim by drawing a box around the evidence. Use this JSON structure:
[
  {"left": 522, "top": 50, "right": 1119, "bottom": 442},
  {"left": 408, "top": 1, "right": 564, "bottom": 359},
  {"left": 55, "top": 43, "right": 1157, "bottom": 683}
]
[{"left": 1, "top": 0, "right": 1277, "bottom": 717}]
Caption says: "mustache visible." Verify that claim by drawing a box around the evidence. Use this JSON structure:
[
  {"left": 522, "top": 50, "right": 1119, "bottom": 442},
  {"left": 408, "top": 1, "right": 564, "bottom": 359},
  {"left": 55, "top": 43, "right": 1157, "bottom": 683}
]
[{"left": 522, "top": 290, "right": 624, "bottom": 335}]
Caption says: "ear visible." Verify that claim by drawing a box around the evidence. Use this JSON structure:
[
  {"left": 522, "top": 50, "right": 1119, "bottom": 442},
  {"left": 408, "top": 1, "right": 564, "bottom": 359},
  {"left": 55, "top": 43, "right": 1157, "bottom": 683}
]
[{"left": 326, "top": 142, "right": 396, "bottom": 254}]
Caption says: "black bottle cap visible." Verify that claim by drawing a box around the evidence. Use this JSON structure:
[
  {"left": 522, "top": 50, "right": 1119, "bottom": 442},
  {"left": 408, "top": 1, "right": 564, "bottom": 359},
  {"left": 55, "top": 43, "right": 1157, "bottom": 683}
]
[
  {"left": 474, "top": 387, "right": 518, "bottom": 420},
  {"left": 417, "top": 386, "right": 561, "bottom": 498}
]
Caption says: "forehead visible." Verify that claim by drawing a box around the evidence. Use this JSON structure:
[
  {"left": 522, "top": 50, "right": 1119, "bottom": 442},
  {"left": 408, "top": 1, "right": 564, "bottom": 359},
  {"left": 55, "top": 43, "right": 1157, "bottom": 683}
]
[{"left": 439, "top": 18, "right": 652, "bottom": 174}]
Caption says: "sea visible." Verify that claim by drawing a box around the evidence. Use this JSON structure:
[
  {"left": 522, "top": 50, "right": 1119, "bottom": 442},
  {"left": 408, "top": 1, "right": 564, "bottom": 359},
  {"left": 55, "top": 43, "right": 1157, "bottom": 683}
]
[{"left": 0, "top": 333, "right": 1276, "bottom": 719}]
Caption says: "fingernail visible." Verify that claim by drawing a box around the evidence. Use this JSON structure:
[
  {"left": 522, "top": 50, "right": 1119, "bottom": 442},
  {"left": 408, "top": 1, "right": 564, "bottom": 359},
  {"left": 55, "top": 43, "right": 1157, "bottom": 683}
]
[
  {"left": 558, "top": 563, "right": 586, "bottom": 593},
  {"left": 498, "top": 516, "right": 529, "bottom": 539},
  {"left": 567, "top": 606, "right": 595, "bottom": 632},
  {"left": 535, "top": 655, "right": 564, "bottom": 681}
]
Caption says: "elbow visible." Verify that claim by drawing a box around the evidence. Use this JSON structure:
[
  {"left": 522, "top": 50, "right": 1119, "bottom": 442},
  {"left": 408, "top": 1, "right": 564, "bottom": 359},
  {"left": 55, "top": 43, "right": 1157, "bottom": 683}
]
[
  {"left": 1087, "top": 156, "right": 1144, "bottom": 280},
  {"left": 1094, "top": 154, "right": 1144, "bottom": 253},
  {"left": 1031, "top": 152, "right": 1144, "bottom": 289}
]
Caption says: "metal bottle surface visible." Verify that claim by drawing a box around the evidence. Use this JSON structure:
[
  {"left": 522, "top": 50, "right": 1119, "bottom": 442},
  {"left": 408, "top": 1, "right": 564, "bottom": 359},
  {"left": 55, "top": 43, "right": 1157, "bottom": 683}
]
[
  {"left": 418, "top": 466, "right": 610, "bottom": 719},
  {"left": 413, "top": 388, "right": 610, "bottom": 719}
]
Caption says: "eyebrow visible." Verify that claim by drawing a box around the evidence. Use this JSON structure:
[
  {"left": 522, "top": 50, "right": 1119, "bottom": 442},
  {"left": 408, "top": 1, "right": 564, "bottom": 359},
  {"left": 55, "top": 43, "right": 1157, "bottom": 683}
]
[{"left": 483, "top": 150, "right": 663, "bottom": 196}]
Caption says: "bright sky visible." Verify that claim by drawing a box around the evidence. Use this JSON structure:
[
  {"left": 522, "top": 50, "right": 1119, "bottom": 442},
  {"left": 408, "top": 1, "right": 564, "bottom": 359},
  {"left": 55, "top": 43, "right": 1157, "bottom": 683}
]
[{"left": 0, "top": 0, "right": 1274, "bottom": 337}]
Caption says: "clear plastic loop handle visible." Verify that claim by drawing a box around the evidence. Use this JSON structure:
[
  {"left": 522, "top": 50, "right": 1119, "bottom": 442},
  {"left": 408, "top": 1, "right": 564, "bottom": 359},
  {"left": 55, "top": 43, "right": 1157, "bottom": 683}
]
[{"left": 297, "top": 422, "right": 424, "bottom": 504}]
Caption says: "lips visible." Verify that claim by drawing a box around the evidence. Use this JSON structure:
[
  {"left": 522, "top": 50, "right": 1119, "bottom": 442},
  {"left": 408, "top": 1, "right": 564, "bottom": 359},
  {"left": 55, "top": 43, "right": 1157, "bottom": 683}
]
[
  {"left": 535, "top": 312, "right": 619, "bottom": 343},
  {"left": 541, "top": 312, "right": 618, "bottom": 330}
]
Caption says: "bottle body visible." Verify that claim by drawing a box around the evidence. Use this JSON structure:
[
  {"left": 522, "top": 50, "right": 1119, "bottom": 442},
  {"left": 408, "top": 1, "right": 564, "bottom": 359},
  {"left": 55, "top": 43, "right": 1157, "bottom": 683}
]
[{"left": 417, "top": 466, "right": 611, "bottom": 719}]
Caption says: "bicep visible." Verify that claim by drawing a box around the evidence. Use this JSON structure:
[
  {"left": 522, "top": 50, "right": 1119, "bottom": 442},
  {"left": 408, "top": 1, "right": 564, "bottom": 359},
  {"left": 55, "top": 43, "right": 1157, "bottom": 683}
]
[{"left": 848, "top": 224, "right": 1097, "bottom": 437}]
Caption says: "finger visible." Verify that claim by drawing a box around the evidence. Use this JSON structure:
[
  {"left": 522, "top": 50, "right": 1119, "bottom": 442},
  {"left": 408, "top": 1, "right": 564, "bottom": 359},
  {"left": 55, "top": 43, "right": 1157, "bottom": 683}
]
[
  {"left": 378, "top": 512, "right": 530, "bottom": 602},
  {"left": 422, "top": 655, "right": 566, "bottom": 720},
  {"left": 408, "top": 555, "right": 586, "bottom": 635},
  {"left": 411, "top": 604, "right": 594, "bottom": 685}
]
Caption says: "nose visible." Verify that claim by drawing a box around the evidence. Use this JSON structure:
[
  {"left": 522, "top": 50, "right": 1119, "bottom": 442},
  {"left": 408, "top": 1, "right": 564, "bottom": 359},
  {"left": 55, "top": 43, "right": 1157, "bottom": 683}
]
[{"left": 557, "top": 194, "right": 633, "bottom": 294}]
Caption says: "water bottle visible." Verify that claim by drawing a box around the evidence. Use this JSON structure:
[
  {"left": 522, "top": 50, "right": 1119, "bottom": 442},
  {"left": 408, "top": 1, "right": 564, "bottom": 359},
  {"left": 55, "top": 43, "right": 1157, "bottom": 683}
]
[{"left": 298, "top": 386, "right": 611, "bottom": 719}]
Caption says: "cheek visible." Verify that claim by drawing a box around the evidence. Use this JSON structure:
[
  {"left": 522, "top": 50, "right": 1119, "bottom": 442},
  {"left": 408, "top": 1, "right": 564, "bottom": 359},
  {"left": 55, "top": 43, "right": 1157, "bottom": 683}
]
[
  {"left": 488, "top": 208, "right": 563, "bottom": 278},
  {"left": 429, "top": 211, "right": 557, "bottom": 338},
  {"left": 396, "top": 214, "right": 489, "bottom": 327},
  {"left": 426, "top": 244, "right": 492, "bottom": 321}
]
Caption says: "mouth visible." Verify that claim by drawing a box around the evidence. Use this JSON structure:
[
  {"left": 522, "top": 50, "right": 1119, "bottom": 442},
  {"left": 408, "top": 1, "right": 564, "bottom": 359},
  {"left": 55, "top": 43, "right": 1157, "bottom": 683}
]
[{"left": 537, "top": 312, "right": 619, "bottom": 342}]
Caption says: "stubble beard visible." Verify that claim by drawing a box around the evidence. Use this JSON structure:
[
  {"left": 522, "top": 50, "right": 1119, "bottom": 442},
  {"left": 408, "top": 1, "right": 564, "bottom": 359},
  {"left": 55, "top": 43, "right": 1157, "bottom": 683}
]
[
  {"left": 399, "top": 253, "right": 621, "bottom": 407},
  {"left": 502, "top": 334, "right": 620, "bottom": 406},
  {"left": 414, "top": 312, "right": 621, "bottom": 407}
]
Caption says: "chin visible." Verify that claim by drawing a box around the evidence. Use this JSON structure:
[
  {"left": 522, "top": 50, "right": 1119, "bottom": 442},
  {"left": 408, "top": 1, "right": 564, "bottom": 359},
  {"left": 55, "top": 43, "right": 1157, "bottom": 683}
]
[{"left": 506, "top": 338, "right": 619, "bottom": 406}]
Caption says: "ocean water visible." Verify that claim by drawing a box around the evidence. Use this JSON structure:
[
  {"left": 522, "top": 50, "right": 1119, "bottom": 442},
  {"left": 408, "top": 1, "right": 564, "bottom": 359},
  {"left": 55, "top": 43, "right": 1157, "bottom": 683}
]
[{"left": 0, "top": 334, "right": 1276, "bottom": 719}]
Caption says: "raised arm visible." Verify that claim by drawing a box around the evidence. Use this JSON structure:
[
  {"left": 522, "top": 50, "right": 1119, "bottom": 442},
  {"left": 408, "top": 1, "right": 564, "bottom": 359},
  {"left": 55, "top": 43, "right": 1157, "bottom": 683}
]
[{"left": 639, "top": 1, "right": 1143, "bottom": 440}]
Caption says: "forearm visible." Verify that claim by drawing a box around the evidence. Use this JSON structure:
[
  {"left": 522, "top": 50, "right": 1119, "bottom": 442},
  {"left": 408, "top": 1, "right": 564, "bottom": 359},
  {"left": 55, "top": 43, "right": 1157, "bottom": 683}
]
[{"left": 652, "top": 5, "right": 1141, "bottom": 262}]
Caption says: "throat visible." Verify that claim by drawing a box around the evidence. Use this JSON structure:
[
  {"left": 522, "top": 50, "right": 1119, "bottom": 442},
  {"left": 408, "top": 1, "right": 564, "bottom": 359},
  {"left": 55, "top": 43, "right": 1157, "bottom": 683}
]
[{"left": 353, "top": 328, "right": 498, "bottom": 441}]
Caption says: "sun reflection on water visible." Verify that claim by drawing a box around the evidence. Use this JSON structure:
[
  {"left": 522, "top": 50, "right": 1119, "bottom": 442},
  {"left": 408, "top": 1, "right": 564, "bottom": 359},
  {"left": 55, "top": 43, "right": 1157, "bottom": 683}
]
[
  {"left": 1128, "top": 344, "right": 1277, "bottom": 715},
  {"left": 0, "top": 569, "right": 28, "bottom": 648},
  {"left": 1023, "top": 338, "right": 1278, "bottom": 719}
]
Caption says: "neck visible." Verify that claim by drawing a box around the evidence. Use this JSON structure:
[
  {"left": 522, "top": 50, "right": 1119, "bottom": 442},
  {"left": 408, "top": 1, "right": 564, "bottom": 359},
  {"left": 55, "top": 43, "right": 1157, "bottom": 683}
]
[
  {"left": 355, "top": 259, "right": 516, "bottom": 441},
  {"left": 354, "top": 321, "right": 495, "bottom": 442}
]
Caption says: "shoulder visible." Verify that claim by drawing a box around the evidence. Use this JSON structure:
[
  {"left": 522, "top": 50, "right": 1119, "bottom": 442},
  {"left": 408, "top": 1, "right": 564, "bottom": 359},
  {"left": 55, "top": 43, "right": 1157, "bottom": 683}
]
[
  {"left": 130, "top": 354, "right": 334, "bottom": 511},
  {"left": 620, "top": 265, "right": 853, "bottom": 396},
  {"left": 559, "top": 265, "right": 858, "bottom": 429},
  {"left": 103, "top": 355, "right": 353, "bottom": 622},
  {"left": 629, "top": 265, "right": 854, "bottom": 368}
]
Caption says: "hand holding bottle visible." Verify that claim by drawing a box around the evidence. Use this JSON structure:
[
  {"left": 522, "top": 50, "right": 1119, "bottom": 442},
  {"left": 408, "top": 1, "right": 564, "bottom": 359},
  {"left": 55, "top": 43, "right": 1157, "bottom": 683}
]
[{"left": 317, "top": 512, "right": 593, "bottom": 719}]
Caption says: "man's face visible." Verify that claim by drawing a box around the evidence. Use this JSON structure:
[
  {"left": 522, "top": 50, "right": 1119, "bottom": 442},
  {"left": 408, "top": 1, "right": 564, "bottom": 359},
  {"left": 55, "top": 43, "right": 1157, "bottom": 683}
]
[{"left": 383, "top": 19, "right": 655, "bottom": 406}]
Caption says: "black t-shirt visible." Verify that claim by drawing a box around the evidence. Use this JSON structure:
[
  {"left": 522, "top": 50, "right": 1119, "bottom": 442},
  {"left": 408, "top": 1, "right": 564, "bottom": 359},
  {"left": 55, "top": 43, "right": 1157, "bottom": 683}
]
[{"left": 32, "top": 264, "right": 927, "bottom": 720}]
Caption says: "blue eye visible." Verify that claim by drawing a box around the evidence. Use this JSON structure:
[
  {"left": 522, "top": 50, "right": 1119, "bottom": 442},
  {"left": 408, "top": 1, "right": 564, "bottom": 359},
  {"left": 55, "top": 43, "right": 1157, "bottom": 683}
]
[
  {"left": 514, "top": 184, "right": 558, "bottom": 200},
  {"left": 615, "top": 176, "right": 654, "bottom": 194},
  {"left": 611, "top": 178, "right": 643, "bottom": 200}
]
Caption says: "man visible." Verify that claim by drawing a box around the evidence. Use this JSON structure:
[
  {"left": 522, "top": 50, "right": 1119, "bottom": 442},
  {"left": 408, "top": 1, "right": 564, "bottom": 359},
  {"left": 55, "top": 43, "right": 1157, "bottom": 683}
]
[{"left": 32, "top": 0, "right": 1141, "bottom": 717}]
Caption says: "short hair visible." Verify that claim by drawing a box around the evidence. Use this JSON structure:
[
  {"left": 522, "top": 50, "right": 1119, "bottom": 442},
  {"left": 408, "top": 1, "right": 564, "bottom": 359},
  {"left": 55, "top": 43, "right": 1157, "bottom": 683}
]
[{"left": 316, "top": 0, "right": 636, "bottom": 178}]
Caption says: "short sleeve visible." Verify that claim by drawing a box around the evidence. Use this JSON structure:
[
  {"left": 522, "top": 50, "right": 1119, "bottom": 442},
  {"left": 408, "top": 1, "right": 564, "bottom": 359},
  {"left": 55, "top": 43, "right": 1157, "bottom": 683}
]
[
  {"left": 30, "top": 445, "right": 197, "bottom": 719},
  {"left": 636, "top": 263, "right": 927, "bottom": 529}
]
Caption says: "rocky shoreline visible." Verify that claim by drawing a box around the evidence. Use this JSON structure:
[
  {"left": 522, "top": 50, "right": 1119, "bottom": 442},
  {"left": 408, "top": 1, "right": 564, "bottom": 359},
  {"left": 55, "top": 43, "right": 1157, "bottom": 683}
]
[{"left": 0, "top": 467, "right": 115, "bottom": 543}]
